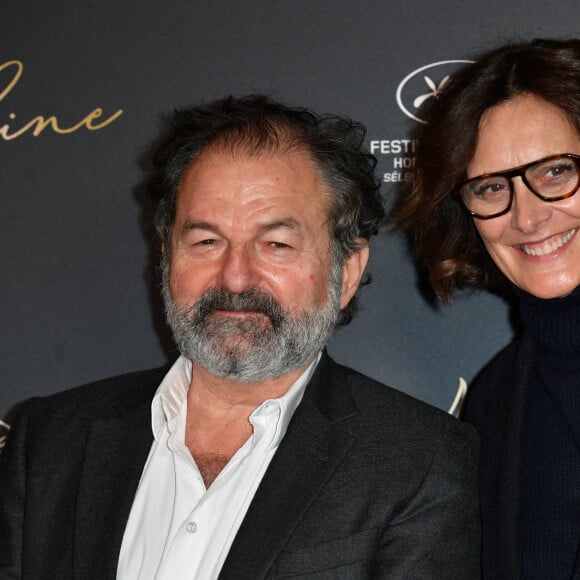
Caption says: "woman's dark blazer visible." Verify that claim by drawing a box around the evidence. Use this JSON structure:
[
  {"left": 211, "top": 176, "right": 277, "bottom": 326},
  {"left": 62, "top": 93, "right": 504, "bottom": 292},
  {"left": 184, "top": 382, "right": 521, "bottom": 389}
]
[{"left": 463, "top": 336, "right": 580, "bottom": 580}]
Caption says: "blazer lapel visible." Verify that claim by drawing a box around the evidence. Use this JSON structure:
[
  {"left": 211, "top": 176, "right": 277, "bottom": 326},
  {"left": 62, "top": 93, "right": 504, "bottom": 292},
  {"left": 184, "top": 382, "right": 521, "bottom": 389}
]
[
  {"left": 219, "top": 354, "right": 358, "bottom": 580},
  {"left": 72, "top": 391, "right": 155, "bottom": 580}
]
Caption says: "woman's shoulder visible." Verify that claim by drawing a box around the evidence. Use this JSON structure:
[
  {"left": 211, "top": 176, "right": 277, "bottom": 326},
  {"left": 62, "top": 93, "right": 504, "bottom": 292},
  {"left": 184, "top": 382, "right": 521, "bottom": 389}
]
[{"left": 462, "top": 336, "right": 533, "bottom": 426}]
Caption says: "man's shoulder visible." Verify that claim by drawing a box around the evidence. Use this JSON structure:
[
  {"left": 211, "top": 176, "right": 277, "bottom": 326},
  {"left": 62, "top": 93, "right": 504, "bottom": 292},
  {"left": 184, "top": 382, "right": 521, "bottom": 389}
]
[
  {"left": 3, "top": 366, "right": 168, "bottom": 468},
  {"left": 311, "top": 357, "right": 479, "bottom": 495},
  {"left": 322, "top": 355, "right": 476, "bottom": 445},
  {"left": 21, "top": 364, "right": 169, "bottom": 423}
]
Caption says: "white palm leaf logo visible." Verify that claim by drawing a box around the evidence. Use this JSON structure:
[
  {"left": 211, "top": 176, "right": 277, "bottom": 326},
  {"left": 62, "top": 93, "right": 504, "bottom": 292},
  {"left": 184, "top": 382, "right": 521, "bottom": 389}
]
[{"left": 413, "top": 75, "right": 450, "bottom": 108}]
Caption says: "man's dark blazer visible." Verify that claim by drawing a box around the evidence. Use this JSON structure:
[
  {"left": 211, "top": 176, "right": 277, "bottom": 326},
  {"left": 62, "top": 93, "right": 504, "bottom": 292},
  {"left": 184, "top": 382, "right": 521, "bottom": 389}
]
[
  {"left": 463, "top": 336, "right": 580, "bottom": 580},
  {"left": 1, "top": 353, "right": 480, "bottom": 579}
]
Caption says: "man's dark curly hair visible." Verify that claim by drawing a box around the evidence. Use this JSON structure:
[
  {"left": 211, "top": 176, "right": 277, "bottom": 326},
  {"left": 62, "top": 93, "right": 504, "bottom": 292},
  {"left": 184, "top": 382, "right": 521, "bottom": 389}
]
[
  {"left": 149, "top": 94, "right": 384, "bottom": 326},
  {"left": 396, "top": 38, "right": 580, "bottom": 302}
]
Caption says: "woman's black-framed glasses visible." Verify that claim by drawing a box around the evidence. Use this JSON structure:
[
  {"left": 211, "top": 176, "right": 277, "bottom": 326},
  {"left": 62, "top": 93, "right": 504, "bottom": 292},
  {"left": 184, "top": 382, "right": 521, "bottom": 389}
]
[{"left": 455, "top": 153, "right": 580, "bottom": 220}]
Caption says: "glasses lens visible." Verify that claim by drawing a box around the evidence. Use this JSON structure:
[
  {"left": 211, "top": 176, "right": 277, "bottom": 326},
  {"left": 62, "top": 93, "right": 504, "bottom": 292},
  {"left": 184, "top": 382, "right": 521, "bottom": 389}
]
[
  {"left": 460, "top": 176, "right": 511, "bottom": 217},
  {"left": 526, "top": 155, "right": 580, "bottom": 198}
]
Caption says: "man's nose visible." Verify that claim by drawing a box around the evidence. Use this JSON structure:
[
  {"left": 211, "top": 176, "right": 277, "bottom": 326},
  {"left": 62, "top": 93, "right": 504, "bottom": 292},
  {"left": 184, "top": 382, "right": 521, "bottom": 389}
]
[
  {"left": 510, "top": 178, "right": 551, "bottom": 234},
  {"left": 217, "top": 245, "right": 261, "bottom": 293}
]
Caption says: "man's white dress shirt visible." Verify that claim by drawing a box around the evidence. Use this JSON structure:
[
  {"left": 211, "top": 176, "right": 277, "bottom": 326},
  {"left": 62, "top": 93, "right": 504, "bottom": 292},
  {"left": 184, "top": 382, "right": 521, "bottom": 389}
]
[{"left": 117, "top": 353, "right": 320, "bottom": 580}]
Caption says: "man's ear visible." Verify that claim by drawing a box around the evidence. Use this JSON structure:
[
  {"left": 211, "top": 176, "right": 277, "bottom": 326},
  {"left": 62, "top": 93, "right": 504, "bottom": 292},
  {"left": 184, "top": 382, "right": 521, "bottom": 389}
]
[{"left": 339, "top": 239, "right": 370, "bottom": 310}]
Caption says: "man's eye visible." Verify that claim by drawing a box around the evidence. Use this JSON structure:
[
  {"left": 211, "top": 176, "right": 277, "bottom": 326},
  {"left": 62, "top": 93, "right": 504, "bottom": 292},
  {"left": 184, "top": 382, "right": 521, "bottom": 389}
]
[
  {"left": 268, "top": 241, "right": 290, "bottom": 249},
  {"left": 186, "top": 238, "right": 221, "bottom": 251}
]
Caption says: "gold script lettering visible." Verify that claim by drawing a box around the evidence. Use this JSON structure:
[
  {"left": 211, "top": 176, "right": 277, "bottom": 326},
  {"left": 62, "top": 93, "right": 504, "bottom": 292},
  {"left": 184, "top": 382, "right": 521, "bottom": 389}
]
[{"left": 0, "top": 60, "right": 123, "bottom": 141}]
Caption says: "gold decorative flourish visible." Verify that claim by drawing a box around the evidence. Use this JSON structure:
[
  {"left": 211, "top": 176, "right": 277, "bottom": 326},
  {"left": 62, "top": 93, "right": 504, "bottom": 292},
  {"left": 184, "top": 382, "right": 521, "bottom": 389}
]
[{"left": 0, "top": 60, "right": 123, "bottom": 141}]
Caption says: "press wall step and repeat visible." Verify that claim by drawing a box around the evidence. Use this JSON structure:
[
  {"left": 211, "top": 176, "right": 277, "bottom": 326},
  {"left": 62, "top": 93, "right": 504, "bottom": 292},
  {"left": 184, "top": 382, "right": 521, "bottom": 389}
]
[{"left": 2, "top": 1, "right": 578, "bottom": 444}]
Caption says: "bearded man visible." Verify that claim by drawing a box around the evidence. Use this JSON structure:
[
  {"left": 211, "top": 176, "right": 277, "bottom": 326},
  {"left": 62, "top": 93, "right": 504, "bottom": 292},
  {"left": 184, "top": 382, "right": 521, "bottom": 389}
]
[{"left": 0, "top": 95, "right": 480, "bottom": 579}]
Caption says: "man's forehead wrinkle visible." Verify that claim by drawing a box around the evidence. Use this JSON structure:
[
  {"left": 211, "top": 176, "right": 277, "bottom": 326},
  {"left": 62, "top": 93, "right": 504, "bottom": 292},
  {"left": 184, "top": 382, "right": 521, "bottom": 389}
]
[
  {"left": 181, "top": 219, "right": 219, "bottom": 233},
  {"left": 179, "top": 216, "right": 304, "bottom": 237},
  {"left": 257, "top": 218, "right": 303, "bottom": 234}
]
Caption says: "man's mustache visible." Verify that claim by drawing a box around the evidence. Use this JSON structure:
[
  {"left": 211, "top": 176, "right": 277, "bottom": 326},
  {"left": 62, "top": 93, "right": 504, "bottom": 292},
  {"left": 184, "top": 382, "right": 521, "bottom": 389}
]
[{"left": 194, "top": 288, "right": 284, "bottom": 329}]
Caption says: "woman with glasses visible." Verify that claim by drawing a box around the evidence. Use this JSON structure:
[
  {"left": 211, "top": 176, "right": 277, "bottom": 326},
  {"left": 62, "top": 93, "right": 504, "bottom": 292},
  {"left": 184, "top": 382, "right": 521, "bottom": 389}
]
[{"left": 397, "top": 38, "right": 580, "bottom": 580}]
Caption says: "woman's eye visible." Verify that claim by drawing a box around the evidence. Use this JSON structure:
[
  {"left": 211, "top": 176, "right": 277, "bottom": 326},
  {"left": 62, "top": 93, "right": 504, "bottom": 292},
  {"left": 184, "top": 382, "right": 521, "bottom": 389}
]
[
  {"left": 546, "top": 162, "right": 573, "bottom": 178},
  {"left": 472, "top": 181, "right": 507, "bottom": 198}
]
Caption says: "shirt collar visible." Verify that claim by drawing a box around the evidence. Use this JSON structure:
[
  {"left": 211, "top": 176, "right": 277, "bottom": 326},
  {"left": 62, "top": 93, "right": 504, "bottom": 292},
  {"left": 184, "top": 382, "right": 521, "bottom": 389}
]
[
  {"left": 151, "top": 355, "right": 191, "bottom": 439},
  {"left": 250, "top": 351, "right": 321, "bottom": 451},
  {"left": 150, "top": 352, "right": 321, "bottom": 446}
]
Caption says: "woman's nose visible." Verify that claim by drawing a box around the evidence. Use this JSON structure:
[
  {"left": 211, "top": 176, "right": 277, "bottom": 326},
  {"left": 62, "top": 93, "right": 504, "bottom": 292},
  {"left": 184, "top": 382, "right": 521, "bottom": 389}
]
[{"left": 509, "top": 178, "right": 551, "bottom": 234}]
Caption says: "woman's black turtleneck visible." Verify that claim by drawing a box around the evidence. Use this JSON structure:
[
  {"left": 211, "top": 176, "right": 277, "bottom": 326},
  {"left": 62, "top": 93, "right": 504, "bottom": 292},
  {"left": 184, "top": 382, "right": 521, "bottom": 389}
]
[{"left": 515, "top": 285, "right": 580, "bottom": 579}]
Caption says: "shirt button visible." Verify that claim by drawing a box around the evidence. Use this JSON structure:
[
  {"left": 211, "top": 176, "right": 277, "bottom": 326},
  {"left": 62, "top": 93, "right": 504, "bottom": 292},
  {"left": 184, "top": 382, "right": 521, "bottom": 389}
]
[{"left": 186, "top": 521, "right": 198, "bottom": 534}]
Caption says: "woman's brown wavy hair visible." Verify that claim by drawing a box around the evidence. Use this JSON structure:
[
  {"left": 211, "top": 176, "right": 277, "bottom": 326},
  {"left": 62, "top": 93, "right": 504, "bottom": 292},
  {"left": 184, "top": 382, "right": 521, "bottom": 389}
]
[{"left": 395, "top": 38, "right": 580, "bottom": 302}]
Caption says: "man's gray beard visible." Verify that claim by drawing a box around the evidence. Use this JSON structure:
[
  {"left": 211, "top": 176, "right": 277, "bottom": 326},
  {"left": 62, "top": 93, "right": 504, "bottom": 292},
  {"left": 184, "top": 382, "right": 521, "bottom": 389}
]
[{"left": 161, "top": 256, "right": 342, "bottom": 382}]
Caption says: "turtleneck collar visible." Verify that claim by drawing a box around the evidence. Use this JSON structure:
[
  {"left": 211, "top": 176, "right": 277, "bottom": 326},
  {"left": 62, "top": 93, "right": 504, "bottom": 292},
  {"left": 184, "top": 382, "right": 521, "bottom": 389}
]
[{"left": 513, "top": 284, "right": 580, "bottom": 354}]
